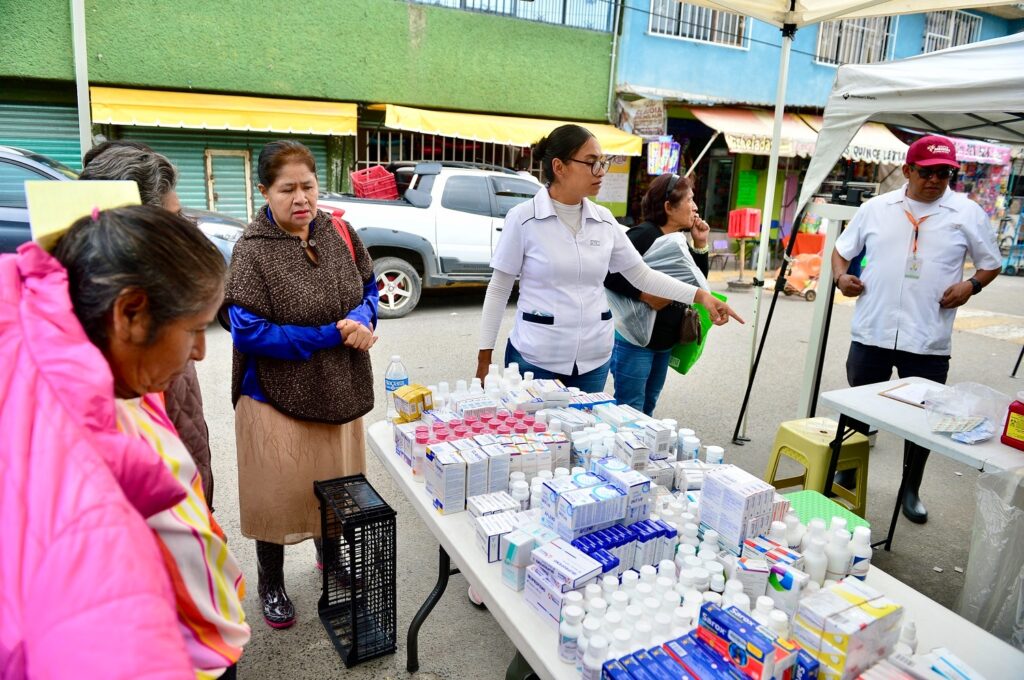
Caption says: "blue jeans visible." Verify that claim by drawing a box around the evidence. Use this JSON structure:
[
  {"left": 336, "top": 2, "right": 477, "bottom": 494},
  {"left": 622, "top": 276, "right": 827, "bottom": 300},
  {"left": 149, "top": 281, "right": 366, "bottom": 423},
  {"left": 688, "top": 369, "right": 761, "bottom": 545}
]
[
  {"left": 504, "top": 340, "right": 611, "bottom": 393},
  {"left": 610, "top": 334, "right": 671, "bottom": 416}
]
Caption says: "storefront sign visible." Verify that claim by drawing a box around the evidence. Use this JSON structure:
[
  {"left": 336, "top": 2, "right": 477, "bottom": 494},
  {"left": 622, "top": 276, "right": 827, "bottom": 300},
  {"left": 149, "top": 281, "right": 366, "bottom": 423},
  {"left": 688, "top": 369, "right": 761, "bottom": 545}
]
[
  {"left": 647, "top": 137, "right": 680, "bottom": 175},
  {"left": 618, "top": 99, "right": 667, "bottom": 139},
  {"left": 725, "top": 133, "right": 799, "bottom": 158},
  {"left": 845, "top": 143, "right": 905, "bottom": 165},
  {"left": 952, "top": 137, "right": 1011, "bottom": 165}
]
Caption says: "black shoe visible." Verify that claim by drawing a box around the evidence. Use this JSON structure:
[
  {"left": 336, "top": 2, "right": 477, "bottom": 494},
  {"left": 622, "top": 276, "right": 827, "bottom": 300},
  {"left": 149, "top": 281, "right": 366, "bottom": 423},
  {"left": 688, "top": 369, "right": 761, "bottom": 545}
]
[
  {"left": 901, "top": 490, "right": 928, "bottom": 524},
  {"left": 900, "top": 447, "right": 929, "bottom": 524},
  {"left": 260, "top": 583, "right": 296, "bottom": 629}
]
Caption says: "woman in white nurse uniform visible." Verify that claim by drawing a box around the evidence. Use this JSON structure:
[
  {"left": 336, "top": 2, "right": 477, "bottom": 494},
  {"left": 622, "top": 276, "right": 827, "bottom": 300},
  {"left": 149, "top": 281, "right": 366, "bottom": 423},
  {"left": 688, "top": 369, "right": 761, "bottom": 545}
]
[{"left": 476, "top": 124, "right": 742, "bottom": 390}]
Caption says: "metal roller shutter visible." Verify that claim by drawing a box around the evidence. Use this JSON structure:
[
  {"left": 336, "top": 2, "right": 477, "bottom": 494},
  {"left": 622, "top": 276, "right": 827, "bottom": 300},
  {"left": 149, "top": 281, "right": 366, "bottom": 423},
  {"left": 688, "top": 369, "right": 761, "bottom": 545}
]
[
  {"left": 118, "top": 129, "right": 328, "bottom": 219},
  {"left": 0, "top": 103, "right": 83, "bottom": 170}
]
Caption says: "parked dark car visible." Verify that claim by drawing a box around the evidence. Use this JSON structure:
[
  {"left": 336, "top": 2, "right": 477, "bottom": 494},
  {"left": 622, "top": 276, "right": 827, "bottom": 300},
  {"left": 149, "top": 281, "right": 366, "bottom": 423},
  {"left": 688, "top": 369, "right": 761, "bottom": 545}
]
[{"left": 0, "top": 145, "right": 243, "bottom": 262}]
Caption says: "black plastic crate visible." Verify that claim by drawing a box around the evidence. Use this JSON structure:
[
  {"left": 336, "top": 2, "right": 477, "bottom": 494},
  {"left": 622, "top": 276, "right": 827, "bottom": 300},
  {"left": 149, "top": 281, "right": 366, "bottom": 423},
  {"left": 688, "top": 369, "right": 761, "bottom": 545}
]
[{"left": 314, "top": 474, "right": 397, "bottom": 667}]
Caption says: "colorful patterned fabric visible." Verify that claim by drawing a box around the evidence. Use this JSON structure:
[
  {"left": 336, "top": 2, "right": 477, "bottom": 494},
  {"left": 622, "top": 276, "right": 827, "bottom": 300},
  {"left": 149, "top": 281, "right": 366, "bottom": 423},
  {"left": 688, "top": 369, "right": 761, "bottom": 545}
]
[{"left": 117, "top": 394, "right": 250, "bottom": 679}]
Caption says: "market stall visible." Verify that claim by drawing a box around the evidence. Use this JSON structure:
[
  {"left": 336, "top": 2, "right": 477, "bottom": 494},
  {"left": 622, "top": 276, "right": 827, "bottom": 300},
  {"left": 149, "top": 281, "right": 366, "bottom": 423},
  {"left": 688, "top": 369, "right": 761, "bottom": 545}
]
[{"left": 353, "top": 371, "right": 1024, "bottom": 679}]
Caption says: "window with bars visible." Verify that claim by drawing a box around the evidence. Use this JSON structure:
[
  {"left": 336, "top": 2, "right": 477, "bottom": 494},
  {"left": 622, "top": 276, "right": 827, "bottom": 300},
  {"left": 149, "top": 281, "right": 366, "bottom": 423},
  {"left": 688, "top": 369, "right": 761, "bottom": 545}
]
[
  {"left": 410, "top": 0, "right": 615, "bottom": 32},
  {"left": 355, "top": 127, "right": 543, "bottom": 180},
  {"left": 816, "top": 16, "right": 894, "bottom": 65},
  {"left": 923, "top": 10, "right": 982, "bottom": 53},
  {"left": 648, "top": 0, "right": 747, "bottom": 48}
]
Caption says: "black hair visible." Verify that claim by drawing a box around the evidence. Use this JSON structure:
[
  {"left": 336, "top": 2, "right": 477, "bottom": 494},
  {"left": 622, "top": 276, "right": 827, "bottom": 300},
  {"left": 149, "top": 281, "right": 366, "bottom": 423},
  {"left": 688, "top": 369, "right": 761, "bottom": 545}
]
[
  {"left": 532, "top": 124, "right": 595, "bottom": 185},
  {"left": 53, "top": 205, "right": 226, "bottom": 348},
  {"left": 641, "top": 173, "right": 694, "bottom": 227},
  {"left": 80, "top": 145, "right": 178, "bottom": 208},
  {"left": 257, "top": 140, "right": 317, "bottom": 187}
]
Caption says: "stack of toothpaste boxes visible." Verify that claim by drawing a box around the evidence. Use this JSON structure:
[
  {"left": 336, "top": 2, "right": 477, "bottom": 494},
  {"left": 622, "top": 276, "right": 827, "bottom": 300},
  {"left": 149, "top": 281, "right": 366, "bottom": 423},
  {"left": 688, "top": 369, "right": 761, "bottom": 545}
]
[
  {"left": 601, "top": 601, "right": 820, "bottom": 680},
  {"left": 792, "top": 580, "right": 903, "bottom": 680}
]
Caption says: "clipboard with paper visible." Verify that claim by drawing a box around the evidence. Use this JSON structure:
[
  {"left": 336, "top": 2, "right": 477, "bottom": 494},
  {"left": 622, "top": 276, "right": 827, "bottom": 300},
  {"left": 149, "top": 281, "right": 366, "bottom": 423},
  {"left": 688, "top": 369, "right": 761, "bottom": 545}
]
[{"left": 878, "top": 382, "right": 932, "bottom": 408}]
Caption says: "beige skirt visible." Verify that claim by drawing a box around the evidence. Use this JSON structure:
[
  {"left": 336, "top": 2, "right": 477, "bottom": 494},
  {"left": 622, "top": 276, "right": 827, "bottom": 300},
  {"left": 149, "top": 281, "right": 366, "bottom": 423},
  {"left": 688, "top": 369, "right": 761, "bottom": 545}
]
[{"left": 235, "top": 396, "right": 365, "bottom": 544}]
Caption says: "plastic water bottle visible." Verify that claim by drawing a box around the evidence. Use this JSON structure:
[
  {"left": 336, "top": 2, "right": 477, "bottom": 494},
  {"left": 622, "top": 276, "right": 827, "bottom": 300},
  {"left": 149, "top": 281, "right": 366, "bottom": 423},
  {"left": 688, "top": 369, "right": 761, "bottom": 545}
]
[{"left": 384, "top": 355, "right": 409, "bottom": 421}]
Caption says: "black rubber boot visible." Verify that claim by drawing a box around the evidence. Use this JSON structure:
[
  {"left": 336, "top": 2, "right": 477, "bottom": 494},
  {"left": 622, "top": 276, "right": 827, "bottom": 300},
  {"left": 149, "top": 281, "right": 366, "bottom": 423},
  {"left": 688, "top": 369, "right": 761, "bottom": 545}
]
[
  {"left": 901, "top": 447, "right": 929, "bottom": 524},
  {"left": 256, "top": 541, "right": 295, "bottom": 629}
]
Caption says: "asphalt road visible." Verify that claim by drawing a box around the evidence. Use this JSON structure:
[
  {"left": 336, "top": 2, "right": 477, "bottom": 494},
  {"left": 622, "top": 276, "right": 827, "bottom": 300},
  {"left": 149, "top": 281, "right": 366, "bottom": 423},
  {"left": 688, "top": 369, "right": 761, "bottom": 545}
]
[{"left": 197, "top": 271, "right": 1024, "bottom": 679}]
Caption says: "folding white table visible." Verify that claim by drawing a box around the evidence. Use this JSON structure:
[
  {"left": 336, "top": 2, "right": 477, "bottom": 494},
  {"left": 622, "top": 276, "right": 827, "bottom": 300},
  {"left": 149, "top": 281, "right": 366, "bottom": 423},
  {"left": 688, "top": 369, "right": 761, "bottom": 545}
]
[
  {"left": 818, "top": 377, "right": 1023, "bottom": 550},
  {"left": 366, "top": 419, "right": 1024, "bottom": 680}
]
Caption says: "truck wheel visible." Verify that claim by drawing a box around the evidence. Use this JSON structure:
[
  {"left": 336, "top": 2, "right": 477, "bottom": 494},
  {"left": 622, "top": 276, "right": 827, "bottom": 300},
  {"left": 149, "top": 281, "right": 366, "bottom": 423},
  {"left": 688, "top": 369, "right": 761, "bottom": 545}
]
[{"left": 374, "top": 256, "right": 422, "bottom": 319}]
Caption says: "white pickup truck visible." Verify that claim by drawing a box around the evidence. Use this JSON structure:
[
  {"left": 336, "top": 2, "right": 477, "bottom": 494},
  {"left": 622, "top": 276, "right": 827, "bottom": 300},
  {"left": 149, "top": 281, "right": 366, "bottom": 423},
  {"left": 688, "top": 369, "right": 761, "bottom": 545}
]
[{"left": 319, "top": 162, "right": 541, "bottom": 318}]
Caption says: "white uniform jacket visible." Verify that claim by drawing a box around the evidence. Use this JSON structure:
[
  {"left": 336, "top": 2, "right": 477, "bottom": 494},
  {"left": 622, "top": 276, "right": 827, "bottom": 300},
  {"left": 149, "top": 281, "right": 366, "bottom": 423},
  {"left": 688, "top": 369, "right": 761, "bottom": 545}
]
[
  {"left": 835, "top": 185, "right": 1001, "bottom": 356},
  {"left": 490, "top": 186, "right": 644, "bottom": 375}
]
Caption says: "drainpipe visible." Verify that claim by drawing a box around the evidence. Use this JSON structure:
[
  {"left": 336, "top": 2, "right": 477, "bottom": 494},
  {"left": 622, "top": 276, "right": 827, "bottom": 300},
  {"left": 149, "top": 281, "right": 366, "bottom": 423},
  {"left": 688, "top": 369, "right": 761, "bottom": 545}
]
[
  {"left": 605, "top": 0, "right": 623, "bottom": 123},
  {"left": 71, "top": 0, "right": 93, "bottom": 156}
]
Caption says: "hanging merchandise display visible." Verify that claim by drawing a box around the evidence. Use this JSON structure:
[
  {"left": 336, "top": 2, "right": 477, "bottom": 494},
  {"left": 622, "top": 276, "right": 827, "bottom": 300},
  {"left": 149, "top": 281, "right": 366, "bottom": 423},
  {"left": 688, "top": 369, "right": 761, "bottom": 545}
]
[{"left": 647, "top": 137, "right": 680, "bottom": 176}]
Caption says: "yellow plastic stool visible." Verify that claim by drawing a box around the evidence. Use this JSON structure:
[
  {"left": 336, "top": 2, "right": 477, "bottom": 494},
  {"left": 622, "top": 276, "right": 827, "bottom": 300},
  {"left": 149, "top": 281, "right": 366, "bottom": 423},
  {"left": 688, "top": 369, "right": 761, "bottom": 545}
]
[{"left": 764, "top": 417, "right": 870, "bottom": 518}]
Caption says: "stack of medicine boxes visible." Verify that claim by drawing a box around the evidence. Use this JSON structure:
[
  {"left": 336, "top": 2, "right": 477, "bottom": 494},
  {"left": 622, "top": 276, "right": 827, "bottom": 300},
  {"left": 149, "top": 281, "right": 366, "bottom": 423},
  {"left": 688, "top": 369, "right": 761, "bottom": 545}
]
[{"left": 793, "top": 580, "right": 904, "bottom": 679}]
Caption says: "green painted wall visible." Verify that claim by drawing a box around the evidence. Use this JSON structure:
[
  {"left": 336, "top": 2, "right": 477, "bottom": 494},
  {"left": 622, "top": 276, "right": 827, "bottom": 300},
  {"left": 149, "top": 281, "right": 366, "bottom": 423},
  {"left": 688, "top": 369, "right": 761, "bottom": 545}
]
[{"left": 1, "top": 0, "right": 613, "bottom": 121}]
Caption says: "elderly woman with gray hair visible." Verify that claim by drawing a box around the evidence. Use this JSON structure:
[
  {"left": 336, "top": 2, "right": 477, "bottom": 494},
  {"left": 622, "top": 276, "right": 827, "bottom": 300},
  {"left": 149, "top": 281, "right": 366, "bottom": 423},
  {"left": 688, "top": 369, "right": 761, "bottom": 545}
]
[{"left": 79, "top": 142, "right": 215, "bottom": 507}]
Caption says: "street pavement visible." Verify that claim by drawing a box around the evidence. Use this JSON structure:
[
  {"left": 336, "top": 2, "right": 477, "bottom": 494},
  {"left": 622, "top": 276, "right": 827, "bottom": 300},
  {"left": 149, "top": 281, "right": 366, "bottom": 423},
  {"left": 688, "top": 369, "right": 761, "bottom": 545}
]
[{"left": 197, "top": 270, "right": 1024, "bottom": 679}]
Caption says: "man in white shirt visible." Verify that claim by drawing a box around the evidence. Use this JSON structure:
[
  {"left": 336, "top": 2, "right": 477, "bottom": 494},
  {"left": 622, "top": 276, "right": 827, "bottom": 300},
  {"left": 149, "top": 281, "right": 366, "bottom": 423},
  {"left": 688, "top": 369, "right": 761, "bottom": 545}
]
[{"left": 831, "top": 135, "right": 1001, "bottom": 524}]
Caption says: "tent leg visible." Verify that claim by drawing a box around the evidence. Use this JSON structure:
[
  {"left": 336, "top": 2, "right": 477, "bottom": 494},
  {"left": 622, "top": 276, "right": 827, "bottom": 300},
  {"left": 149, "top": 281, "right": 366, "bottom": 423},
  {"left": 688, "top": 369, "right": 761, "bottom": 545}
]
[
  {"left": 732, "top": 204, "right": 804, "bottom": 445},
  {"left": 685, "top": 131, "right": 720, "bottom": 178},
  {"left": 738, "top": 26, "right": 796, "bottom": 440}
]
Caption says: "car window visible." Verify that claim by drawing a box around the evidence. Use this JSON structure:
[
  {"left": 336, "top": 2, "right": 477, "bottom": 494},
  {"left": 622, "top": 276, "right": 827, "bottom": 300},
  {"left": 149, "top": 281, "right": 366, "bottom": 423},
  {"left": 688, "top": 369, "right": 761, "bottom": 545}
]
[
  {"left": 440, "top": 175, "right": 490, "bottom": 216},
  {"left": 0, "top": 161, "right": 47, "bottom": 209},
  {"left": 491, "top": 177, "right": 540, "bottom": 217}
]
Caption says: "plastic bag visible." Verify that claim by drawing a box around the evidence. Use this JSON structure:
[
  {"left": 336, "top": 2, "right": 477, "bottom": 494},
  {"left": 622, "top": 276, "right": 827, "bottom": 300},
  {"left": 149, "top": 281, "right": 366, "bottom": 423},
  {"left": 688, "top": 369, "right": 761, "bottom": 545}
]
[
  {"left": 956, "top": 466, "right": 1024, "bottom": 650},
  {"left": 607, "top": 232, "right": 710, "bottom": 347},
  {"left": 923, "top": 382, "right": 1012, "bottom": 442}
]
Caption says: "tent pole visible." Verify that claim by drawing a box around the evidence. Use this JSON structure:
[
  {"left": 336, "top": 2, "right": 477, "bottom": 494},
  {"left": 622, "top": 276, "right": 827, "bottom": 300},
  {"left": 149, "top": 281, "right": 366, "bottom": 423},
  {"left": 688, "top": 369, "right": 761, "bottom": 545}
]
[
  {"left": 685, "top": 131, "right": 720, "bottom": 178},
  {"left": 737, "top": 25, "right": 795, "bottom": 441}
]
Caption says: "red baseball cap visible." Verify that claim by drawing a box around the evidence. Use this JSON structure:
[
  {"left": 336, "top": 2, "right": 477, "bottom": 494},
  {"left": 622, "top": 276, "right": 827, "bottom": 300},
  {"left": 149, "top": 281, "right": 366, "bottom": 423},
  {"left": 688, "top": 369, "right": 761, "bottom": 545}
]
[{"left": 906, "top": 135, "right": 959, "bottom": 167}]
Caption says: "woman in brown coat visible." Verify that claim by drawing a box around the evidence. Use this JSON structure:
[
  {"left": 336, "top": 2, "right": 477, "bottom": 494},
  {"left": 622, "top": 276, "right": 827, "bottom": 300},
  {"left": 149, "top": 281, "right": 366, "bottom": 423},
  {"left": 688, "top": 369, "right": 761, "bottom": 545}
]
[{"left": 225, "top": 140, "right": 378, "bottom": 628}]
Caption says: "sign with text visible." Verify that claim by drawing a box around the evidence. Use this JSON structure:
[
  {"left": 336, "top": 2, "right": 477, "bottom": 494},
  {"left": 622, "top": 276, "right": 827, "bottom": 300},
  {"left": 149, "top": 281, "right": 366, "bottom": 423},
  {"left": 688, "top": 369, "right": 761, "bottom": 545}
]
[
  {"left": 647, "top": 137, "right": 680, "bottom": 176},
  {"left": 618, "top": 98, "right": 667, "bottom": 139}
]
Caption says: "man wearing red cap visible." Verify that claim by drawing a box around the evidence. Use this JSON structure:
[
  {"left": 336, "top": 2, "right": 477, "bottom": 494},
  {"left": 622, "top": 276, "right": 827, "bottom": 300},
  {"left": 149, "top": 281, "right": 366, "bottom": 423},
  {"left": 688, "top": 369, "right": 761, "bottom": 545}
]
[{"left": 830, "top": 134, "right": 1001, "bottom": 524}]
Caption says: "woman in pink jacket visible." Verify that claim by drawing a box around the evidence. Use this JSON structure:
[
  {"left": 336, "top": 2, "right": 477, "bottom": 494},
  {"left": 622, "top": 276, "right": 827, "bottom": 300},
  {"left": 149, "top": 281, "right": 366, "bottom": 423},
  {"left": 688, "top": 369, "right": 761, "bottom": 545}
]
[{"left": 1, "top": 205, "right": 246, "bottom": 678}]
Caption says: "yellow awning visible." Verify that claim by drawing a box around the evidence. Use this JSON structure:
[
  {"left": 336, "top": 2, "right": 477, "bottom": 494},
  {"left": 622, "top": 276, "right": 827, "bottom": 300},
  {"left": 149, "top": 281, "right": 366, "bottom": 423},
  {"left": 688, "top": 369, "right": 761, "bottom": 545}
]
[
  {"left": 90, "top": 87, "right": 357, "bottom": 136},
  {"left": 382, "top": 104, "right": 643, "bottom": 157},
  {"left": 799, "top": 115, "right": 908, "bottom": 165}
]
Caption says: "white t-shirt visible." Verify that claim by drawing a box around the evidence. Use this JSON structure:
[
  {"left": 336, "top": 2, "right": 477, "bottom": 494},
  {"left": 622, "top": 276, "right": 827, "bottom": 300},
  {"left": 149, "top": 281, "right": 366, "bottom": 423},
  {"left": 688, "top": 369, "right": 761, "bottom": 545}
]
[
  {"left": 490, "top": 186, "right": 644, "bottom": 374},
  {"left": 835, "top": 185, "right": 1001, "bottom": 356}
]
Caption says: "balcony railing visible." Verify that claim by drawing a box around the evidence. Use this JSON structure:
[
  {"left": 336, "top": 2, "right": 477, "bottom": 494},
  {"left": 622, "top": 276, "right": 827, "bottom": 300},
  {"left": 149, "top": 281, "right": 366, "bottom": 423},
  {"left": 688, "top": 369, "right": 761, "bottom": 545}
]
[{"left": 410, "top": 0, "right": 616, "bottom": 33}]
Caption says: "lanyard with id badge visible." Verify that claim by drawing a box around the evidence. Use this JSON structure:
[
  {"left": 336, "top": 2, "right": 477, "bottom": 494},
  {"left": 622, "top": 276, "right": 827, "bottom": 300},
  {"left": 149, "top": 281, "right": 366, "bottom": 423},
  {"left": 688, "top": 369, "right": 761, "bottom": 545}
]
[{"left": 903, "top": 210, "right": 928, "bottom": 279}]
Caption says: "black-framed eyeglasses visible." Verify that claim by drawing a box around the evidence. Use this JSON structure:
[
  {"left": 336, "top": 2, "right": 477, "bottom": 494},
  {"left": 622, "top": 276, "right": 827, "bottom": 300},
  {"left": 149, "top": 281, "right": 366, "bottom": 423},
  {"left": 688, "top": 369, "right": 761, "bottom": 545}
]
[
  {"left": 568, "top": 157, "right": 611, "bottom": 176},
  {"left": 912, "top": 165, "right": 957, "bottom": 181}
]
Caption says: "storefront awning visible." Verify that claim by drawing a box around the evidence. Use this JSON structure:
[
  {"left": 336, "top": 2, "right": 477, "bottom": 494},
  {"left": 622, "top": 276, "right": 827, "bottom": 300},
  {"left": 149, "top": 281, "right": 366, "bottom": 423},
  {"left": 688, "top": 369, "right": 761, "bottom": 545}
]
[
  {"left": 90, "top": 87, "right": 357, "bottom": 136},
  {"left": 381, "top": 104, "right": 643, "bottom": 157},
  {"left": 689, "top": 107, "right": 818, "bottom": 158},
  {"left": 799, "top": 115, "right": 907, "bottom": 165}
]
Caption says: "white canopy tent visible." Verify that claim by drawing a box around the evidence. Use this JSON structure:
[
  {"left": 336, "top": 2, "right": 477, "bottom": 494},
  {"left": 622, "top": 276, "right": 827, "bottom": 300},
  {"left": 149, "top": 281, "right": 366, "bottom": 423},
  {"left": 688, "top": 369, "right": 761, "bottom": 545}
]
[
  {"left": 681, "top": 0, "right": 1022, "bottom": 440},
  {"left": 796, "top": 31, "right": 1024, "bottom": 215},
  {"left": 790, "top": 32, "right": 1024, "bottom": 418}
]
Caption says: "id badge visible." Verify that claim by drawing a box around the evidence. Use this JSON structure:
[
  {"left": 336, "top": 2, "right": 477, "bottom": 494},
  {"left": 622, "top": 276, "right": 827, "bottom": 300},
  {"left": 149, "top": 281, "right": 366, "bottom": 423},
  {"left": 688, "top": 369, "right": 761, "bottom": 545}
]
[{"left": 905, "top": 255, "right": 922, "bottom": 279}]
